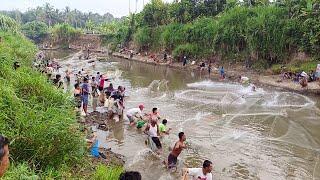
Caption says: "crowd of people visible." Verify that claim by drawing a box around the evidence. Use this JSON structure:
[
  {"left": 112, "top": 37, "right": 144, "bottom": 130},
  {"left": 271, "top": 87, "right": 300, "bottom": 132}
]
[{"left": 279, "top": 66, "right": 320, "bottom": 89}]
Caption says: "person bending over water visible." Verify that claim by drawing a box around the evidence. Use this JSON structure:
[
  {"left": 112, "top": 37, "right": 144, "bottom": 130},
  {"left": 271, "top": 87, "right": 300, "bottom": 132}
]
[
  {"left": 166, "top": 132, "right": 187, "bottom": 170},
  {"left": 181, "top": 160, "right": 213, "bottom": 180},
  {"left": 126, "top": 104, "right": 145, "bottom": 126},
  {"left": 144, "top": 119, "right": 162, "bottom": 155}
]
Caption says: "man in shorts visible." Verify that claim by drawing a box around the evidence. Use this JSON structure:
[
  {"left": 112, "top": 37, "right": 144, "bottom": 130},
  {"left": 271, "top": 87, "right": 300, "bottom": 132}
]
[{"left": 167, "top": 132, "right": 187, "bottom": 169}]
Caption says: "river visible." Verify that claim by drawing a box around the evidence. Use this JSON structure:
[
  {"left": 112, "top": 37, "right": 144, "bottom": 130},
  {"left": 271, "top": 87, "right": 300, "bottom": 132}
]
[{"left": 49, "top": 51, "right": 320, "bottom": 180}]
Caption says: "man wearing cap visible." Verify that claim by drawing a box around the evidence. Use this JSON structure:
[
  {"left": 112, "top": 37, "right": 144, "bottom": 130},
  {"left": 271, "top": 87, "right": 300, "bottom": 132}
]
[{"left": 126, "top": 104, "right": 145, "bottom": 126}]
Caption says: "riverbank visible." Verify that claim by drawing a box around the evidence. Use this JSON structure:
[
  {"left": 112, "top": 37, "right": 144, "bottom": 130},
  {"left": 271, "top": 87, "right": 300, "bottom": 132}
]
[{"left": 112, "top": 52, "right": 320, "bottom": 95}]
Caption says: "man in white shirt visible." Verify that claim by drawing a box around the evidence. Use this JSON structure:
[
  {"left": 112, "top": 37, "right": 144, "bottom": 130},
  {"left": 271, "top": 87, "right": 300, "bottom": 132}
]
[
  {"left": 182, "top": 160, "right": 213, "bottom": 180},
  {"left": 126, "top": 104, "right": 145, "bottom": 126}
]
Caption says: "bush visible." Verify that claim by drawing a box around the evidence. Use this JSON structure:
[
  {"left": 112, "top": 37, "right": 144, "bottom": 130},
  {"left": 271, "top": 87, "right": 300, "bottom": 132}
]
[
  {"left": 0, "top": 14, "right": 19, "bottom": 33},
  {"left": 2, "top": 163, "right": 38, "bottom": 180},
  {"left": 172, "top": 43, "right": 199, "bottom": 59},
  {"left": 22, "top": 21, "right": 48, "bottom": 42},
  {"left": 93, "top": 165, "right": 123, "bottom": 180},
  {"left": 0, "top": 31, "right": 85, "bottom": 171}
]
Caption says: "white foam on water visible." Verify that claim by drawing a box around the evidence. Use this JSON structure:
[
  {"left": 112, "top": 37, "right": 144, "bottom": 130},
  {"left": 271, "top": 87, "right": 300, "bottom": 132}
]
[
  {"left": 187, "top": 80, "right": 241, "bottom": 91},
  {"left": 128, "top": 148, "right": 159, "bottom": 167}
]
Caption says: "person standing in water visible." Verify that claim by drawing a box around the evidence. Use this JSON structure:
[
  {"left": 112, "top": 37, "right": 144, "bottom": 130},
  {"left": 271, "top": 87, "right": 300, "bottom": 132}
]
[
  {"left": 149, "top": 107, "right": 161, "bottom": 122},
  {"left": 81, "top": 77, "right": 90, "bottom": 115},
  {"left": 159, "top": 119, "right": 172, "bottom": 135},
  {"left": 166, "top": 132, "right": 187, "bottom": 170},
  {"left": 144, "top": 119, "right": 162, "bottom": 154},
  {"left": 182, "top": 160, "right": 213, "bottom": 180},
  {"left": 74, "top": 83, "right": 82, "bottom": 110},
  {"left": 91, "top": 77, "right": 99, "bottom": 112}
]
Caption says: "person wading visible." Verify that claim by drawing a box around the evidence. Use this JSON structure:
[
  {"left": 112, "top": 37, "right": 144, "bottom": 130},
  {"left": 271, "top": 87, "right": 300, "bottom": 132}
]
[
  {"left": 81, "top": 77, "right": 90, "bottom": 115},
  {"left": 144, "top": 119, "right": 162, "bottom": 155},
  {"left": 166, "top": 132, "right": 187, "bottom": 170},
  {"left": 182, "top": 160, "right": 213, "bottom": 180}
]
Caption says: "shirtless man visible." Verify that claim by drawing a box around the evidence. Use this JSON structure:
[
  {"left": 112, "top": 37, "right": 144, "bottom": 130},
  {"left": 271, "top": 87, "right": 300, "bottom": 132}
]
[{"left": 166, "top": 132, "right": 187, "bottom": 169}]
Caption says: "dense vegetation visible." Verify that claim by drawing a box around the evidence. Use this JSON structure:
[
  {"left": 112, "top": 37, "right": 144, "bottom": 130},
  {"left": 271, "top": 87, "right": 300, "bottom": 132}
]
[
  {"left": 0, "top": 3, "right": 118, "bottom": 29},
  {"left": 102, "top": 0, "right": 320, "bottom": 70},
  {"left": 0, "top": 15, "right": 122, "bottom": 179}
]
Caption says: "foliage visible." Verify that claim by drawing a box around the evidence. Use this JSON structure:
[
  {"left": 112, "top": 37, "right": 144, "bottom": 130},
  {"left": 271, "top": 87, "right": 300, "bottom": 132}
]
[
  {"left": 172, "top": 43, "right": 199, "bottom": 59},
  {"left": 93, "top": 165, "right": 123, "bottom": 180},
  {"left": 22, "top": 21, "right": 48, "bottom": 42},
  {"left": 50, "top": 23, "right": 82, "bottom": 43},
  {"left": 0, "top": 3, "right": 118, "bottom": 28},
  {"left": 2, "top": 163, "right": 38, "bottom": 180},
  {"left": 0, "top": 14, "right": 19, "bottom": 33},
  {"left": 0, "top": 31, "right": 85, "bottom": 172}
]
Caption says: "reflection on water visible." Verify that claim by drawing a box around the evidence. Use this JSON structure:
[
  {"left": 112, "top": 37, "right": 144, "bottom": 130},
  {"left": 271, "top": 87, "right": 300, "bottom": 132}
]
[{"left": 54, "top": 52, "right": 320, "bottom": 180}]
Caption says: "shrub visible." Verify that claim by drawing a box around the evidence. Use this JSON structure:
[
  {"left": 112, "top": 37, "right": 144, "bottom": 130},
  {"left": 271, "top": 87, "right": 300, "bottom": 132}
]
[
  {"left": 93, "top": 165, "right": 123, "bottom": 180},
  {"left": 0, "top": 14, "right": 19, "bottom": 33},
  {"left": 172, "top": 43, "right": 199, "bottom": 59},
  {"left": 0, "top": 31, "right": 85, "bottom": 171}
]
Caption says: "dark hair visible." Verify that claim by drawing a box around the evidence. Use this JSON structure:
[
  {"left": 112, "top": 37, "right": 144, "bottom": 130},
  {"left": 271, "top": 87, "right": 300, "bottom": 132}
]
[
  {"left": 162, "top": 119, "right": 167, "bottom": 124},
  {"left": 92, "top": 77, "right": 95, "bottom": 80},
  {"left": 97, "top": 72, "right": 100, "bottom": 74},
  {"left": 74, "top": 83, "right": 79, "bottom": 88},
  {"left": 152, "top": 108, "right": 157, "bottom": 113},
  {"left": 119, "top": 171, "right": 141, "bottom": 180},
  {"left": 56, "top": 74, "right": 61, "bottom": 79},
  {"left": 83, "top": 77, "right": 89, "bottom": 82},
  {"left": 0, "top": 135, "right": 9, "bottom": 161},
  {"left": 178, "top": 132, "right": 184, "bottom": 139},
  {"left": 203, "top": 160, "right": 212, "bottom": 168}
]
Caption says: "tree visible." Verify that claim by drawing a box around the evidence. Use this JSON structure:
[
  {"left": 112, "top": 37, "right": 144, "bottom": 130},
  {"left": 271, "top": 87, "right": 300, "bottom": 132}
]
[{"left": 22, "top": 21, "right": 48, "bottom": 42}]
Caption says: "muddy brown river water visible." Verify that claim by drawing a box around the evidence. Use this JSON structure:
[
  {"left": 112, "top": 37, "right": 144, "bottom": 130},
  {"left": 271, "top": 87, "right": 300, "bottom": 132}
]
[{"left": 49, "top": 51, "right": 320, "bottom": 180}]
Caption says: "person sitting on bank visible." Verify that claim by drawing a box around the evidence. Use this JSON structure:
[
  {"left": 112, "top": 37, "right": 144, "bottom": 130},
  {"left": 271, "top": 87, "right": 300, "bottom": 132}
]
[
  {"left": 0, "top": 135, "right": 10, "bottom": 177},
  {"left": 181, "top": 160, "right": 213, "bottom": 180},
  {"left": 159, "top": 119, "right": 172, "bottom": 135}
]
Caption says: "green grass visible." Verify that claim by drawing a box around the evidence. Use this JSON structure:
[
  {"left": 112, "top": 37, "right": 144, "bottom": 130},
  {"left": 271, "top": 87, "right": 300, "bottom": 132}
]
[{"left": 92, "top": 164, "right": 123, "bottom": 180}]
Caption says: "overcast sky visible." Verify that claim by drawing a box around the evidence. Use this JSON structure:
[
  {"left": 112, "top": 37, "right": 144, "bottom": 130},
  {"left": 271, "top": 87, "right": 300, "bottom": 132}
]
[{"left": 1, "top": 0, "right": 174, "bottom": 18}]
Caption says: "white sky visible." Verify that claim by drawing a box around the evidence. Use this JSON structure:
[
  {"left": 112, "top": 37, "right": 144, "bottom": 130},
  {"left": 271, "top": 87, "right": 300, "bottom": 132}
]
[{"left": 0, "top": 0, "right": 174, "bottom": 18}]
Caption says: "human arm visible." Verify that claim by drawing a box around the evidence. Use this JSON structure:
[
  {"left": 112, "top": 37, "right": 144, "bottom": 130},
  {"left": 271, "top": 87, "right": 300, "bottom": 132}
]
[{"left": 181, "top": 168, "right": 189, "bottom": 180}]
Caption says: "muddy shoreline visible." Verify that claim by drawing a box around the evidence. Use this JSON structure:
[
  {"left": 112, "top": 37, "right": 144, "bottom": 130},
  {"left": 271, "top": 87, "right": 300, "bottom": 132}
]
[{"left": 112, "top": 52, "right": 320, "bottom": 96}]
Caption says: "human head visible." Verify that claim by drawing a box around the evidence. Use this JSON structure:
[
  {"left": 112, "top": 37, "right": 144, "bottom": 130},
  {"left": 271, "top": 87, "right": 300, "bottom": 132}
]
[
  {"left": 202, "top": 160, "right": 213, "bottom": 174},
  {"left": 119, "top": 171, "right": 141, "bottom": 180},
  {"left": 83, "top": 77, "right": 89, "bottom": 83},
  {"left": 109, "top": 83, "right": 113, "bottom": 88},
  {"left": 92, "top": 77, "right": 95, "bottom": 81},
  {"left": 56, "top": 74, "right": 61, "bottom": 80},
  {"left": 152, "top": 108, "right": 158, "bottom": 114},
  {"left": 74, "top": 83, "right": 80, "bottom": 89},
  {"left": 178, "top": 132, "right": 186, "bottom": 141},
  {"left": 138, "top": 104, "right": 144, "bottom": 111},
  {"left": 97, "top": 72, "right": 100, "bottom": 75},
  {"left": 162, "top": 119, "right": 167, "bottom": 125},
  {"left": 13, "top": 61, "right": 20, "bottom": 70},
  {"left": 0, "top": 135, "right": 10, "bottom": 177},
  {"left": 100, "top": 75, "right": 103, "bottom": 78}
]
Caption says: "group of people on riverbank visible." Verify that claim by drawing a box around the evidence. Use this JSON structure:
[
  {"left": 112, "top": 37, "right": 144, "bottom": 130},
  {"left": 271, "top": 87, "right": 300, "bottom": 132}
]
[{"left": 279, "top": 67, "right": 320, "bottom": 89}]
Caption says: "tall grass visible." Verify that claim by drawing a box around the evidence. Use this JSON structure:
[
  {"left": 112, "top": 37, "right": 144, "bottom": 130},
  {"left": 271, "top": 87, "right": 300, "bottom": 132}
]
[
  {"left": 0, "top": 30, "right": 85, "bottom": 175},
  {"left": 93, "top": 165, "right": 123, "bottom": 180}
]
